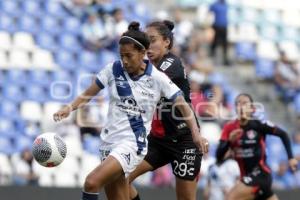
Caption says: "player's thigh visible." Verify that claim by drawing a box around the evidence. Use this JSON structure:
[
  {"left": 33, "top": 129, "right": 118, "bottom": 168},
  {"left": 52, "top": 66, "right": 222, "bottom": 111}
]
[
  {"left": 85, "top": 155, "right": 123, "bottom": 191},
  {"left": 227, "top": 181, "right": 255, "bottom": 200},
  {"left": 105, "top": 174, "right": 129, "bottom": 200},
  {"left": 129, "top": 160, "right": 154, "bottom": 183},
  {"left": 175, "top": 177, "right": 198, "bottom": 200}
]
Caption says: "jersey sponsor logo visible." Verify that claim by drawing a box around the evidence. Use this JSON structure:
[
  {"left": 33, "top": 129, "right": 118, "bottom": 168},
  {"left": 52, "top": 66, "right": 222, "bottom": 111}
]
[
  {"left": 177, "top": 122, "right": 187, "bottom": 129},
  {"left": 121, "top": 153, "right": 131, "bottom": 165},
  {"left": 160, "top": 61, "right": 172, "bottom": 71},
  {"left": 141, "top": 90, "right": 154, "bottom": 98},
  {"left": 246, "top": 130, "right": 257, "bottom": 139},
  {"left": 116, "top": 97, "right": 146, "bottom": 116},
  {"left": 100, "top": 149, "right": 111, "bottom": 162}
]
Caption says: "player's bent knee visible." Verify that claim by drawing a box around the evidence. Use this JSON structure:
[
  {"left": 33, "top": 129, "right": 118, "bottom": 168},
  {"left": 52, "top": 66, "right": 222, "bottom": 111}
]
[{"left": 84, "top": 174, "right": 99, "bottom": 192}]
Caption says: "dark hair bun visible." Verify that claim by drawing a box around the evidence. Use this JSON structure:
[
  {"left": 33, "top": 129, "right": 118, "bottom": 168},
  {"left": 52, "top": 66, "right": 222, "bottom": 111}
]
[
  {"left": 163, "top": 20, "right": 174, "bottom": 31},
  {"left": 128, "top": 21, "right": 140, "bottom": 31}
]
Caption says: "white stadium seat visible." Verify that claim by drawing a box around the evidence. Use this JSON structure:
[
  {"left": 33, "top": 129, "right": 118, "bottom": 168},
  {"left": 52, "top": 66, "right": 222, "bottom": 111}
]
[
  {"left": 256, "top": 40, "right": 279, "bottom": 60},
  {"left": 9, "top": 50, "right": 32, "bottom": 68},
  {"left": 0, "top": 31, "right": 12, "bottom": 51},
  {"left": 54, "top": 171, "right": 78, "bottom": 187},
  {"left": 32, "top": 49, "right": 57, "bottom": 70},
  {"left": 278, "top": 41, "right": 300, "bottom": 61},
  {"left": 20, "top": 101, "right": 43, "bottom": 122},
  {"left": 0, "top": 50, "right": 9, "bottom": 69},
  {"left": 238, "top": 23, "right": 259, "bottom": 42},
  {"left": 0, "top": 153, "right": 12, "bottom": 185},
  {"left": 12, "top": 32, "right": 36, "bottom": 51}
]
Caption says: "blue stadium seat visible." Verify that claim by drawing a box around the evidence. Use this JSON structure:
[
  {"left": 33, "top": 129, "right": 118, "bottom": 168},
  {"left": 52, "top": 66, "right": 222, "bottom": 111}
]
[
  {"left": 44, "top": 1, "right": 69, "bottom": 17},
  {"left": 14, "top": 135, "right": 33, "bottom": 152},
  {"left": 21, "top": 0, "right": 43, "bottom": 17},
  {"left": 50, "top": 83, "right": 72, "bottom": 101},
  {"left": 255, "top": 58, "right": 275, "bottom": 79},
  {"left": 83, "top": 136, "right": 100, "bottom": 155},
  {"left": 0, "top": 70, "right": 5, "bottom": 85},
  {"left": 0, "top": 13, "right": 16, "bottom": 33},
  {"left": 235, "top": 42, "right": 256, "bottom": 61},
  {"left": 98, "top": 50, "right": 117, "bottom": 67},
  {"left": 24, "top": 84, "right": 47, "bottom": 102},
  {"left": 0, "top": 100, "right": 19, "bottom": 118},
  {"left": 59, "top": 33, "right": 81, "bottom": 52},
  {"left": 79, "top": 51, "right": 98, "bottom": 71},
  {"left": 40, "top": 15, "right": 61, "bottom": 34},
  {"left": 3, "top": 85, "right": 24, "bottom": 102},
  {"left": 0, "top": 118, "right": 15, "bottom": 138},
  {"left": 55, "top": 50, "right": 77, "bottom": 71},
  {"left": 28, "top": 70, "right": 52, "bottom": 86},
  {"left": 0, "top": 136, "right": 14, "bottom": 155},
  {"left": 51, "top": 70, "right": 72, "bottom": 82},
  {"left": 62, "top": 17, "right": 81, "bottom": 35},
  {"left": 17, "top": 15, "right": 39, "bottom": 34},
  {"left": 1, "top": 0, "right": 21, "bottom": 16},
  {"left": 35, "top": 33, "right": 58, "bottom": 52},
  {"left": 6, "top": 70, "right": 28, "bottom": 85}
]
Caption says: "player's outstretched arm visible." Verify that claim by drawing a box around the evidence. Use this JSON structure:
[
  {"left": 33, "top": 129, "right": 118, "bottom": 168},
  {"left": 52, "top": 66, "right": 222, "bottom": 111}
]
[
  {"left": 173, "top": 95, "right": 209, "bottom": 154},
  {"left": 53, "top": 82, "right": 101, "bottom": 122}
]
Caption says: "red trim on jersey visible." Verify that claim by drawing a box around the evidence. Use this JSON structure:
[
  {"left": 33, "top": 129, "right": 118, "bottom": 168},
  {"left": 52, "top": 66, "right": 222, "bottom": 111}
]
[
  {"left": 151, "top": 110, "right": 166, "bottom": 137},
  {"left": 259, "top": 138, "right": 271, "bottom": 173}
]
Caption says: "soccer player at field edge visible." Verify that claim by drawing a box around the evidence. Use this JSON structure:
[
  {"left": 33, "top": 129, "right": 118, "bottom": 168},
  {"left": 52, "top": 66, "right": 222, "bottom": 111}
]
[
  {"left": 216, "top": 93, "right": 298, "bottom": 200},
  {"left": 53, "top": 21, "right": 209, "bottom": 200},
  {"left": 129, "top": 20, "right": 208, "bottom": 200}
]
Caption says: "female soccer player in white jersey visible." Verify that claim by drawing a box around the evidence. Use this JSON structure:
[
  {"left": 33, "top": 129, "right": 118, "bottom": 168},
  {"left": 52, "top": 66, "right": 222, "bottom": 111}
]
[{"left": 53, "top": 22, "right": 208, "bottom": 200}]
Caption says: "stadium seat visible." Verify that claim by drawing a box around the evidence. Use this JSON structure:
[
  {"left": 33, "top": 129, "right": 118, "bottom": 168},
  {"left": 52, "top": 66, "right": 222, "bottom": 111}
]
[
  {"left": 20, "top": 101, "right": 43, "bottom": 122},
  {"left": 0, "top": 118, "right": 15, "bottom": 137},
  {"left": 9, "top": 50, "right": 32, "bottom": 69},
  {"left": 0, "top": 31, "right": 12, "bottom": 51},
  {"left": 13, "top": 135, "right": 33, "bottom": 153},
  {"left": 238, "top": 23, "right": 259, "bottom": 42},
  {"left": 278, "top": 41, "right": 300, "bottom": 61},
  {"left": 2, "top": 84, "right": 24, "bottom": 102},
  {"left": 255, "top": 58, "right": 275, "bottom": 79},
  {"left": 32, "top": 49, "right": 57, "bottom": 70},
  {"left": 78, "top": 50, "right": 98, "bottom": 71},
  {"left": 0, "top": 136, "right": 14, "bottom": 155},
  {"left": 33, "top": 162, "right": 55, "bottom": 186},
  {"left": 50, "top": 82, "right": 72, "bottom": 101},
  {"left": 235, "top": 42, "right": 256, "bottom": 61},
  {"left": 21, "top": 0, "right": 43, "bottom": 17},
  {"left": 262, "top": 9, "right": 281, "bottom": 25},
  {"left": 44, "top": 1, "right": 69, "bottom": 17},
  {"left": 0, "top": 100, "right": 19, "bottom": 118},
  {"left": 1, "top": 0, "right": 20, "bottom": 16},
  {"left": 55, "top": 50, "right": 77, "bottom": 70},
  {"left": 98, "top": 50, "right": 117, "bottom": 67},
  {"left": 53, "top": 171, "right": 78, "bottom": 187},
  {"left": 63, "top": 135, "right": 83, "bottom": 157},
  {"left": 294, "top": 94, "right": 300, "bottom": 114},
  {"left": 280, "top": 26, "right": 299, "bottom": 42},
  {"left": 0, "top": 13, "right": 16, "bottom": 33},
  {"left": 41, "top": 102, "right": 62, "bottom": 131},
  {"left": 28, "top": 70, "right": 52, "bottom": 86},
  {"left": 256, "top": 40, "right": 279, "bottom": 60},
  {"left": 259, "top": 24, "right": 279, "bottom": 41},
  {"left": 58, "top": 33, "right": 81, "bottom": 52},
  {"left": 24, "top": 84, "right": 47, "bottom": 102},
  {"left": 40, "top": 15, "right": 61, "bottom": 35},
  {"left": 282, "top": 10, "right": 300, "bottom": 27},
  {"left": 17, "top": 15, "right": 39, "bottom": 34},
  {"left": 83, "top": 136, "right": 100, "bottom": 155},
  {"left": 52, "top": 70, "right": 72, "bottom": 81},
  {"left": 35, "top": 33, "right": 58, "bottom": 52},
  {"left": 62, "top": 17, "right": 81, "bottom": 35},
  {"left": 6, "top": 69, "right": 28, "bottom": 85},
  {"left": 227, "top": 6, "right": 240, "bottom": 25},
  {"left": 240, "top": 7, "right": 260, "bottom": 24},
  {"left": 79, "top": 152, "right": 100, "bottom": 185},
  {"left": 12, "top": 32, "right": 36, "bottom": 51},
  {"left": 0, "top": 153, "right": 13, "bottom": 184}
]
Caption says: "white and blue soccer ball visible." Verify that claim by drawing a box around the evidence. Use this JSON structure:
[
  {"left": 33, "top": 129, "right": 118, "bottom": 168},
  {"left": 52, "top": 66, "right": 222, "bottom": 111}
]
[{"left": 32, "top": 132, "right": 67, "bottom": 167}]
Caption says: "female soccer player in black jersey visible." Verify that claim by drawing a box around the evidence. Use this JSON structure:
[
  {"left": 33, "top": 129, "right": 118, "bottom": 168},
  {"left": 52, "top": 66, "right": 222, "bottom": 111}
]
[
  {"left": 129, "top": 20, "right": 209, "bottom": 200},
  {"left": 216, "top": 93, "right": 298, "bottom": 200}
]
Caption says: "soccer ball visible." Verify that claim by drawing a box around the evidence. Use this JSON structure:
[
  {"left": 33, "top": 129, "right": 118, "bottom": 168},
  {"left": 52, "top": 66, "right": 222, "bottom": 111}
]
[{"left": 32, "top": 132, "right": 67, "bottom": 167}]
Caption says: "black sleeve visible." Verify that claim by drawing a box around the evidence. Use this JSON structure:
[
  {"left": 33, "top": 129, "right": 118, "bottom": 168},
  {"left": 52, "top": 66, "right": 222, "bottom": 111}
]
[
  {"left": 260, "top": 121, "right": 294, "bottom": 159},
  {"left": 162, "top": 58, "right": 183, "bottom": 80},
  {"left": 216, "top": 140, "right": 230, "bottom": 164}
]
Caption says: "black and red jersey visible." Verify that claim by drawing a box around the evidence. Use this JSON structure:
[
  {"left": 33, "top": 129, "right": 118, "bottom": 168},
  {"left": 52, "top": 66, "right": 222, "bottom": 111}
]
[
  {"left": 217, "top": 119, "right": 293, "bottom": 177},
  {"left": 151, "top": 52, "right": 195, "bottom": 140}
]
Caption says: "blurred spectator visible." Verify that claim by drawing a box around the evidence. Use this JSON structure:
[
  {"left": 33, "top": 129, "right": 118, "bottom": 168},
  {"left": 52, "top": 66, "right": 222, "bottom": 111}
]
[
  {"left": 172, "top": 8, "right": 194, "bottom": 47},
  {"left": 274, "top": 51, "right": 300, "bottom": 102},
  {"left": 60, "top": 0, "right": 92, "bottom": 18},
  {"left": 209, "top": 0, "right": 229, "bottom": 65},
  {"left": 272, "top": 160, "right": 296, "bottom": 189},
  {"left": 11, "top": 148, "right": 39, "bottom": 186},
  {"left": 81, "top": 9, "right": 110, "bottom": 51},
  {"left": 151, "top": 165, "right": 173, "bottom": 187}
]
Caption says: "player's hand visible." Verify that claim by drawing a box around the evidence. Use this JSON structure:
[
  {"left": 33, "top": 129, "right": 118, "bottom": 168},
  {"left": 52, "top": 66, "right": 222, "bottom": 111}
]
[
  {"left": 288, "top": 158, "right": 298, "bottom": 172},
  {"left": 53, "top": 105, "right": 72, "bottom": 122},
  {"left": 193, "top": 135, "right": 209, "bottom": 154},
  {"left": 229, "top": 129, "right": 243, "bottom": 142}
]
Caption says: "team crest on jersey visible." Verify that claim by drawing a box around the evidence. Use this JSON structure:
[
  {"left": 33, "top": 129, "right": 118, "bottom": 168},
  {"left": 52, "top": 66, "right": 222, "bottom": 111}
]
[
  {"left": 246, "top": 130, "right": 257, "bottom": 139},
  {"left": 121, "top": 153, "right": 131, "bottom": 165},
  {"left": 144, "top": 77, "right": 154, "bottom": 88}
]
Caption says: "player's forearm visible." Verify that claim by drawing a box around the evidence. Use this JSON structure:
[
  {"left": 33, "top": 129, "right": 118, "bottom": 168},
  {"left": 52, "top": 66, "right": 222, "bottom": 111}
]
[
  {"left": 275, "top": 128, "right": 294, "bottom": 159},
  {"left": 175, "top": 96, "right": 200, "bottom": 137},
  {"left": 216, "top": 141, "right": 230, "bottom": 164}
]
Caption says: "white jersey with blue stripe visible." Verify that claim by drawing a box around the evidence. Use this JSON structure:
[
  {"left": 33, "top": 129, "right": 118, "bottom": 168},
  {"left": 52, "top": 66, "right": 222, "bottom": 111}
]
[{"left": 95, "top": 60, "right": 181, "bottom": 154}]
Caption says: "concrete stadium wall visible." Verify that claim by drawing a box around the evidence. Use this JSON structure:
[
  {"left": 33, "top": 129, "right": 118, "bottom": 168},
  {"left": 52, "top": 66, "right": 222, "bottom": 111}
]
[{"left": 0, "top": 186, "right": 299, "bottom": 200}]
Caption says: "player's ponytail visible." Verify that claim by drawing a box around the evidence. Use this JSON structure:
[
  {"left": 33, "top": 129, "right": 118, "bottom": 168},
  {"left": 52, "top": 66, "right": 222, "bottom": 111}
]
[
  {"left": 147, "top": 20, "right": 174, "bottom": 49},
  {"left": 119, "top": 21, "right": 150, "bottom": 50}
]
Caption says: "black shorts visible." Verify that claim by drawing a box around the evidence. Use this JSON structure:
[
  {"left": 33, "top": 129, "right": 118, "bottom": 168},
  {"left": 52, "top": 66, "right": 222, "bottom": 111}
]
[
  {"left": 241, "top": 167, "right": 274, "bottom": 200},
  {"left": 144, "top": 134, "right": 202, "bottom": 181}
]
